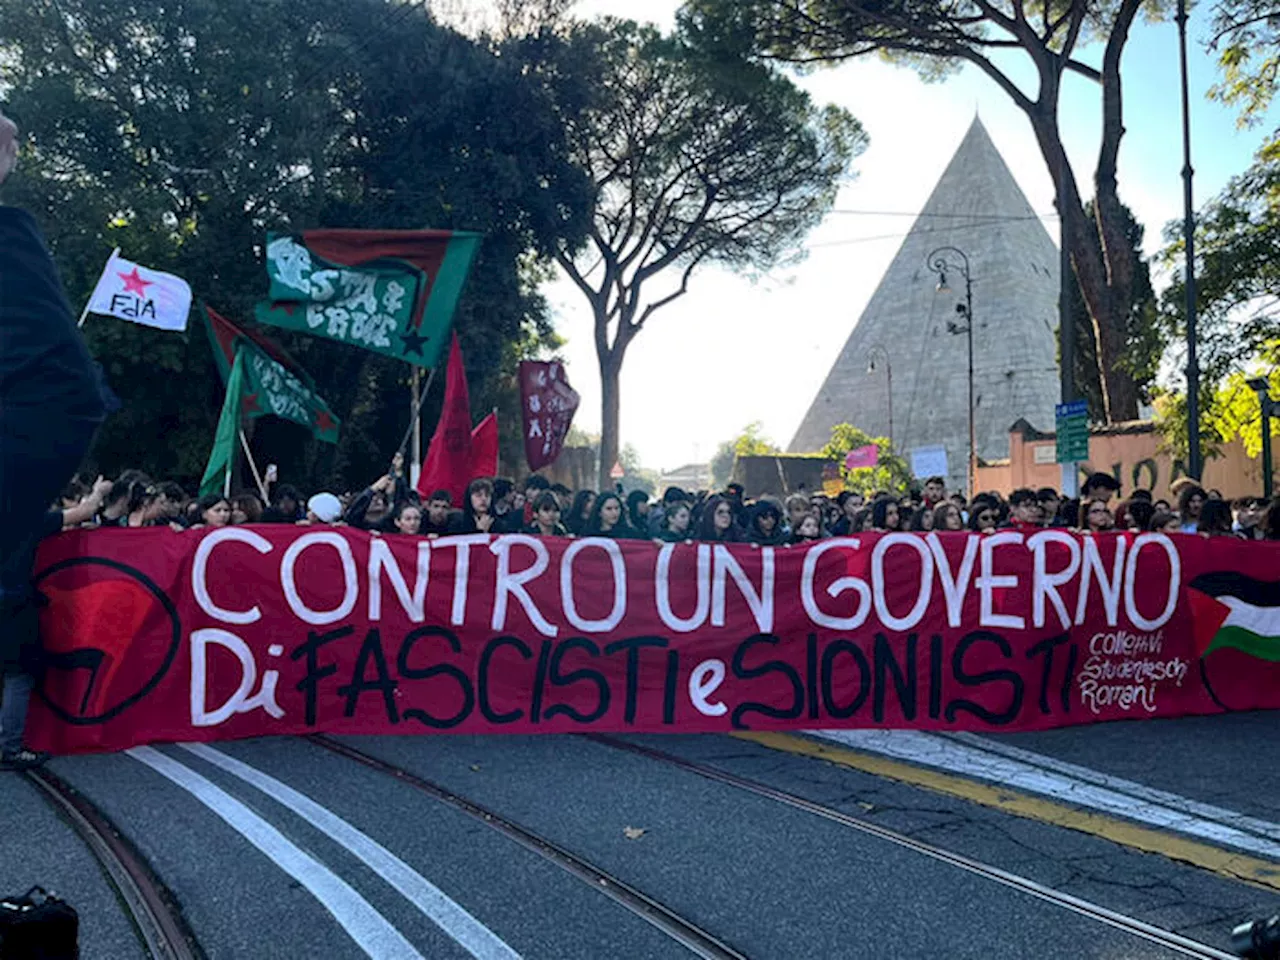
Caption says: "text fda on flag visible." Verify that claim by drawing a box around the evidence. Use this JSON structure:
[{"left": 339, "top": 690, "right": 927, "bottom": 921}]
[{"left": 85, "top": 250, "right": 192, "bottom": 332}]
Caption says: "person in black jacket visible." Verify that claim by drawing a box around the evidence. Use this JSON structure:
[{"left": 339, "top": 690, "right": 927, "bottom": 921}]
[
  {"left": 1, "top": 109, "right": 108, "bottom": 769},
  {"left": 525, "top": 492, "right": 570, "bottom": 537},
  {"left": 583, "top": 493, "right": 635, "bottom": 538},
  {"left": 448, "top": 478, "right": 497, "bottom": 534},
  {"left": 695, "top": 495, "right": 744, "bottom": 543},
  {"left": 420, "top": 489, "right": 454, "bottom": 537},
  {"left": 747, "top": 498, "right": 788, "bottom": 546}
]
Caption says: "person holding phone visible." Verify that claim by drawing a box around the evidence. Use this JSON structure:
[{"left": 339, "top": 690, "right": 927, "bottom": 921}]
[{"left": 0, "top": 107, "right": 108, "bottom": 769}]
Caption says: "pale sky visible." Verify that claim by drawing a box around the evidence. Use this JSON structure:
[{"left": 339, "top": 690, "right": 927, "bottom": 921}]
[{"left": 546, "top": 1, "right": 1276, "bottom": 472}]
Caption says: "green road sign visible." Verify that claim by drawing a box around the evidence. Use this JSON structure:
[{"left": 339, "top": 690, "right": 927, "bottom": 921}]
[{"left": 1055, "top": 400, "right": 1089, "bottom": 463}]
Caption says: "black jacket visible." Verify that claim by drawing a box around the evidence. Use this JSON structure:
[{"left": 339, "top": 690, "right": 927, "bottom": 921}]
[
  {"left": 747, "top": 501, "right": 789, "bottom": 546},
  {"left": 344, "top": 477, "right": 409, "bottom": 532},
  {"left": 1, "top": 208, "right": 106, "bottom": 663},
  {"left": 0, "top": 208, "right": 106, "bottom": 426}
]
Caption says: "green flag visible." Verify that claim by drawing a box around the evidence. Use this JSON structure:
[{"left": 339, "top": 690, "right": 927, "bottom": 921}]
[
  {"left": 254, "top": 229, "right": 480, "bottom": 368},
  {"left": 199, "top": 348, "right": 248, "bottom": 496},
  {"left": 199, "top": 339, "right": 341, "bottom": 495}
]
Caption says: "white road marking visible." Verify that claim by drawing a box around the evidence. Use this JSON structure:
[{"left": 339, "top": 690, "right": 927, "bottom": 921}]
[
  {"left": 809, "top": 729, "right": 1280, "bottom": 860},
  {"left": 127, "top": 746, "right": 424, "bottom": 960},
  {"left": 181, "top": 742, "right": 522, "bottom": 960},
  {"left": 949, "top": 732, "right": 1280, "bottom": 843}
]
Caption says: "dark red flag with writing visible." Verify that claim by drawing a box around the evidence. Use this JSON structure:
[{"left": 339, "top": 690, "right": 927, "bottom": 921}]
[
  {"left": 416, "top": 335, "right": 473, "bottom": 502},
  {"left": 519, "top": 360, "right": 579, "bottom": 471}
]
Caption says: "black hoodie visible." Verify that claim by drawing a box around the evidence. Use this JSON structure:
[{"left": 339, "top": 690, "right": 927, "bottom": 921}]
[{"left": 747, "top": 500, "right": 789, "bottom": 546}]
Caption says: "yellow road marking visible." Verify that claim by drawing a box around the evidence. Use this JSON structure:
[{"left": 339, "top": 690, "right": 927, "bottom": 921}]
[{"left": 735, "top": 730, "right": 1280, "bottom": 892}]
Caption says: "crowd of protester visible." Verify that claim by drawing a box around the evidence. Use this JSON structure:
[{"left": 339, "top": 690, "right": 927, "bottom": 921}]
[{"left": 52, "top": 463, "right": 1280, "bottom": 544}]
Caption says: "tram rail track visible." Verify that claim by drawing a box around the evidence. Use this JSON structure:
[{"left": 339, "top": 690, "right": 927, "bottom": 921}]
[
  {"left": 309, "top": 734, "right": 749, "bottom": 960},
  {"left": 586, "top": 734, "right": 1240, "bottom": 960},
  {"left": 24, "top": 766, "right": 203, "bottom": 960}
]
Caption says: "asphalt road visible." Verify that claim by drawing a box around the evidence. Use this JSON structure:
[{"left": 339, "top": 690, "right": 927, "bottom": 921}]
[{"left": 3, "top": 719, "right": 1279, "bottom": 958}]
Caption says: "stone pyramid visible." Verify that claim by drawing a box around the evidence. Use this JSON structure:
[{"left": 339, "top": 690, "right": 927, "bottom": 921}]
[{"left": 788, "top": 118, "right": 1060, "bottom": 493}]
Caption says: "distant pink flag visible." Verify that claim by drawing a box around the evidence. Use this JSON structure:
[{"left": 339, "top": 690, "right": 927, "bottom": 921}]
[{"left": 845, "top": 444, "right": 879, "bottom": 471}]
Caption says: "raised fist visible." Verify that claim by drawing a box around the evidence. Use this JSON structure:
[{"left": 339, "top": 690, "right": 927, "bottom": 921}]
[{"left": 0, "top": 108, "right": 17, "bottom": 187}]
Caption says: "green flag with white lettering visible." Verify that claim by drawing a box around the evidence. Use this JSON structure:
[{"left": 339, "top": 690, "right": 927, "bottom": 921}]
[
  {"left": 253, "top": 229, "right": 480, "bottom": 368},
  {"left": 198, "top": 334, "right": 340, "bottom": 495}
]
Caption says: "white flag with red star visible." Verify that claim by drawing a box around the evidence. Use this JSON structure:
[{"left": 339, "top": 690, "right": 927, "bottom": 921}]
[{"left": 86, "top": 250, "right": 192, "bottom": 332}]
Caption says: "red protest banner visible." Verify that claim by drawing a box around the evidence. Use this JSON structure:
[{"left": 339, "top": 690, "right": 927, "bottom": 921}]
[
  {"left": 519, "top": 360, "right": 579, "bottom": 471},
  {"left": 27, "top": 528, "right": 1280, "bottom": 754}
]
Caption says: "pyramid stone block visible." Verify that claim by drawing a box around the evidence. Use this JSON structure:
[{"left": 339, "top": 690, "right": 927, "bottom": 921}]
[{"left": 789, "top": 118, "right": 1060, "bottom": 494}]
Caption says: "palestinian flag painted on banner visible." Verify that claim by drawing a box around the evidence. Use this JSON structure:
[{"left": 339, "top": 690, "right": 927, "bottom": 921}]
[
  {"left": 1188, "top": 572, "right": 1280, "bottom": 661},
  {"left": 254, "top": 229, "right": 481, "bottom": 369}
]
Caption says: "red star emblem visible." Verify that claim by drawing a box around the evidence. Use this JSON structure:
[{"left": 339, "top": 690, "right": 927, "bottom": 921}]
[
  {"left": 314, "top": 409, "right": 336, "bottom": 433},
  {"left": 279, "top": 302, "right": 298, "bottom": 316},
  {"left": 241, "top": 392, "right": 261, "bottom": 416},
  {"left": 118, "top": 267, "right": 153, "bottom": 296}
]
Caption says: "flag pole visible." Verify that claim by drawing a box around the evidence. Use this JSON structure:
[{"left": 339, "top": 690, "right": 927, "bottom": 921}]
[
  {"left": 238, "top": 429, "right": 269, "bottom": 501},
  {"left": 397, "top": 366, "right": 436, "bottom": 462},
  {"left": 78, "top": 247, "right": 120, "bottom": 329},
  {"left": 410, "top": 367, "right": 423, "bottom": 490}
]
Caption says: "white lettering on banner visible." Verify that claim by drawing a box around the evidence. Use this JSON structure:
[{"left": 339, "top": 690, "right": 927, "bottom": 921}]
[
  {"left": 190, "top": 629, "right": 285, "bottom": 727},
  {"left": 1078, "top": 627, "right": 1187, "bottom": 716},
  {"left": 977, "top": 532, "right": 1025, "bottom": 630},
  {"left": 561, "top": 538, "right": 626, "bottom": 633},
  {"left": 655, "top": 544, "right": 711, "bottom": 632},
  {"left": 1124, "top": 534, "right": 1180, "bottom": 630},
  {"left": 281, "top": 532, "right": 358, "bottom": 626},
  {"left": 800, "top": 538, "right": 872, "bottom": 630},
  {"left": 711, "top": 546, "right": 774, "bottom": 632},
  {"left": 1028, "top": 530, "right": 1082, "bottom": 630},
  {"left": 925, "top": 533, "right": 979, "bottom": 627},
  {"left": 689, "top": 659, "right": 728, "bottom": 717},
  {"left": 490, "top": 535, "right": 556, "bottom": 637},
  {"left": 367, "top": 539, "right": 430, "bottom": 623},
  {"left": 871, "top": 534, "right": 933, "bottom": 631},
  {"left": 1075, "top": 536, "right": 1126, "bottom": 627},
  {"left": 1089, "top": 630, "right": 1167, "bottom": 656},
  {"left": 309, "top": 269, "right": 339, "bottom": 301},
  {"left": 431, "top": 535, "right": 490, "bottom": 626},
  {"left": 193, "top": 527, "right": 274, "bottom": 625},
  {"left": 196, "top": 531, "right": 1186, "bottom": 643}
]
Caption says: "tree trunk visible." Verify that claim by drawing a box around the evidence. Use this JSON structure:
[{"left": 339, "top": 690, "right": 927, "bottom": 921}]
[
  {"left": 1029, "top": 115, "right": 1141, "bottom": 423},
  {"left": 1088, "top": 289, "right": 1141, "bottom": 420},
  {"left": 598, "top": 355, "right": 621, "bottom": 492}
]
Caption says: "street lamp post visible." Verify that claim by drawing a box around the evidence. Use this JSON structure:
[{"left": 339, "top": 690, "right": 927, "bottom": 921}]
[
  {"left": 1177, "top": 0, "right": 1203, "bottom": 480},
  {"left": 1247, "top": 377, "right": 1276, "bottom": 498},
  {"left": 866, "top": 345, "right": 893, "bottom": 448},
  {"left": 927, "top": 246, "right": 975, "bottom": 499}
]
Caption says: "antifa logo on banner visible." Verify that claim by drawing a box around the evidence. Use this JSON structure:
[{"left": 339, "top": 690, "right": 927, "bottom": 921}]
[{"left": 34, "top": 557, "right": 181, "bottom": 725}]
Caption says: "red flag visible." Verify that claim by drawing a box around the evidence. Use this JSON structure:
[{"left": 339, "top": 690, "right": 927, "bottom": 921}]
[
  {"left": 470, "top": 412, "right": 498, "bottom": 480},
  {"left": 519, "top": 360, "right": 579, "bottom": 472},
  {"left": 416, "top": 335, "right": 474, "bottom": 502}
]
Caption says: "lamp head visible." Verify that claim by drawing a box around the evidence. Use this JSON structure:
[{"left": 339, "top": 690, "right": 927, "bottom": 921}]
[
  {"left": 867, "top": 359, "right": 877, "bottom": 373},
  {"left": 935, "top": 273, "right": 950, "bottom": 294},
  {"left": 1246, "top": 376, "right": 1270, "bottom": 393}
]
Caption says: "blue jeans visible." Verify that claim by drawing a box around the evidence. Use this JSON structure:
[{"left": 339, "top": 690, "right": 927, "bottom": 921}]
[{"left": 0, "top": 670, "right": 35, "bottom": 755}]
